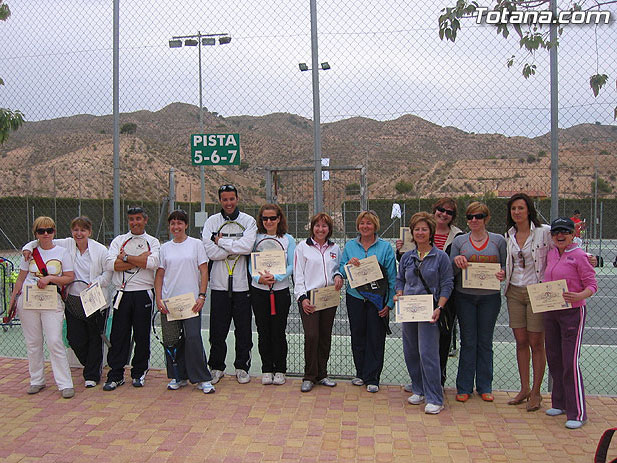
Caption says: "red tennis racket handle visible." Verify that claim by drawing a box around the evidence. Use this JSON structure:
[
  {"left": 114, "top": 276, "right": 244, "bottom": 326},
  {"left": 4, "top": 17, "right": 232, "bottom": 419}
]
[{"left": 270, "top": 291, "right": 276, "bottom": 316}]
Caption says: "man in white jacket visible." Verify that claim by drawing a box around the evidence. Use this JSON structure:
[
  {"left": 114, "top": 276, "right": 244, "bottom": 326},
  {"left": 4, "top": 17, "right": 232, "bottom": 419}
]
[
  {"left": 103, "top": 207, "right": 160, "bottom": 391},
  {"left": 201, "top": 185, "right": 257, "bottom": 384}
]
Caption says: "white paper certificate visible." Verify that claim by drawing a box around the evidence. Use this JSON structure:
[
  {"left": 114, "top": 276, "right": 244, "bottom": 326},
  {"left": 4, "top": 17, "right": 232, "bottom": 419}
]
[
  {"left": 399, "top": 227, "right": 415, "bottom": 253},
  {"left": 309, "top": 285, "right": 340, "bottom": 311},
  {"left": 395, "top": 294, "right": 434, "bottom": 323},
  {"left": 527, "top": 280, "right": 572, "bottom": 313},
  {"left": 251, "top": 250, "right": 286, "bottom": 275},
  {"left": 163, "top": 293, "right": 199, "bottom": 321},
  {"left": 344, "top": 255, "right": 384, "bottom": 289},
  {"left": 462, "top": 263, "right": 501, "bottom": 290},
  {"left": 23, "top": 284, "right": 58, "bottom": 310},
  {"left": 80, "top": 282, "right": 107, "bottom": 317}
]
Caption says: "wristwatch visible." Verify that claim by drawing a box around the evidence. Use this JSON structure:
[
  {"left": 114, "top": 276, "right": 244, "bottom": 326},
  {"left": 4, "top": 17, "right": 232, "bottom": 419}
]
[
  {"left": 198, "top": 292, "right": 206, "bottom": 299},
  {"left": 436, "top": 306, "right": 444, "bottom": 311},
  {"left": 122, "top": 255, "right": 129, "bottom": 263}
]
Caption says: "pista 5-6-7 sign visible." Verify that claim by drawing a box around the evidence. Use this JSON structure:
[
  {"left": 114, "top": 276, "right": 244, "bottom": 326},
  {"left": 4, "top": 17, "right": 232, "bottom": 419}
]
[{"left": 191, "top": 134, "right": 240, "bottom": 166}]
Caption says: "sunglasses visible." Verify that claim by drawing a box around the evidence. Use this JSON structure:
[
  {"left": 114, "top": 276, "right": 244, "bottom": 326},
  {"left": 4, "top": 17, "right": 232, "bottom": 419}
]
[
  {"left": 517, "top": 250, "right": 525, "bottom": 269},
  {"left": 218, "top": 184, "right": 237, "bottom": 193},
  {"left": 466, "top": 213, "right": 487, "bottom": 220},
  {"left": 261, "top": 215, "right": 279, "bottom": 222},
  {"left": 36, "top": 227, "right": 55, "bottom": 235},
  {"left": 551, "top": 229, "right": 572, "bottom": 236},
  {"left": 127, "top": 206, "right": 145, "bottom": 215},
  {"left": 436, "top": 206, "right": 455, "bottom": 217}
]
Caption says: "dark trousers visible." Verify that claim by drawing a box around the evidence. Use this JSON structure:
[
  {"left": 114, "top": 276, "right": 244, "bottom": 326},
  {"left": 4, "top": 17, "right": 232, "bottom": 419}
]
[
  {"left": 251, "top": 287, "right": 290, "bottom": 374},
  {"left": 65, "top": 308, "right": 106, "bottom": 383},
  {"left": 107, "top": 290, "right": 153, "bottom": 382},
  {"left": 208, "top": 290, "right": 253, "bottom": 372},
  {"left": 438, "top": 297, "right": 457, "bottom": 386},
  {"left": 346, "top": 294, "right": 386, "bottom": 386},
  {"left": 299, "top": 302, "right": 336, "bottom": 383},
  {"left": 544, "top": 306, "right": 587, "bottom": 422},
  {"left": 163, "top": 312, "right": 212, "bottom": 383}
]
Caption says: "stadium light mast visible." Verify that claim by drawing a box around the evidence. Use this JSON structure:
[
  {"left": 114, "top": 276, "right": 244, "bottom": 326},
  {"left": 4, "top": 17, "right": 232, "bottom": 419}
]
[{"left": 169, "top": 32, "right": 231, "bottom": 214}]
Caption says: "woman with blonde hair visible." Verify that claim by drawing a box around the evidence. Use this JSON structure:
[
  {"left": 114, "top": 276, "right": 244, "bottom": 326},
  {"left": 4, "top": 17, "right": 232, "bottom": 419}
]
[
  {"left": 450, "top": 202, "right": 506, "bottom": 403},
  {"left": 340, "top": 210, "right": 396, "bottom": 393},
  {"left": 9, "top": 217, "right": 76, "bottom": 398}
]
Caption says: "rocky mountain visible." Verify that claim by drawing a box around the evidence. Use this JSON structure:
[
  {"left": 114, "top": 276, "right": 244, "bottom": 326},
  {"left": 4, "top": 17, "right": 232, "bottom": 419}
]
[{"left": 1, "top": 102, "right": 616, "bottom": 203}]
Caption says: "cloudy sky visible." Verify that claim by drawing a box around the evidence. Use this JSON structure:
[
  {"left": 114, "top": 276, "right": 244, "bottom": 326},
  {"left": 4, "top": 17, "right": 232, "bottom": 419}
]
[{"left": 2, "top": 0, "right": 616, "bottom": 137}]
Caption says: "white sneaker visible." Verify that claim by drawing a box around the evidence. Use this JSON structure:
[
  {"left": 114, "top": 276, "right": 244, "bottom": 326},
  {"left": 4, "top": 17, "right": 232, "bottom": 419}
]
[
  {"left": 546, "top": 408, "right": 566, "bottom": 416},
  {"left": 407, "top": 394, "right": 425, "bottom": 405},
  {"left": 565, "top": 419, "right": 586, "bottom": 429},
  {"left": 167, "top": 379, "right": 189, "bottom": 390},
  {"left": 318, "top": 377, "right": 336, "bottom": 387},
  {"left": 261, "top": 373, "right": 274, "bottom": 385},
  {"left": 236, "top": 369, "right": 250, "bottom": 384},
  {"left": 198, "top": 381, "right": 216, "bottom": 394},
  {"left": 425, "top": 403, "right": 444, "bottom": 414},
  {"left": 351, "top": 377, "right": 364, "bottom": 386},
  {"left": 84, "top": 380, "right": 97, "bottom": 388},
  {"left": 272, "top": 373, "right": 286, "bottom": 385},
  {"left": 210, "top": 369, "right": 224, "bottom": 385},
  {"left": 403, "top": 383, "right": 413, "bottom": 393},
  {"left": 367, "top": 384, "right": 379, "bottom": 393}
]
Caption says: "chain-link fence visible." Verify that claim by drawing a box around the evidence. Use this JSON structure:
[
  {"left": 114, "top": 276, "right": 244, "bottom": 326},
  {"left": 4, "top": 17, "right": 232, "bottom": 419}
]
[{"left": 1, "top": 0, "right": 616, "bottom": 394}]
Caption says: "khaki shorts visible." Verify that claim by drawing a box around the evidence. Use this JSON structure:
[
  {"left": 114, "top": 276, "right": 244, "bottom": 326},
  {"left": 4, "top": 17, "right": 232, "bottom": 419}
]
[{"left": 506, "top": 284, "right": 544, "bottom": 332}]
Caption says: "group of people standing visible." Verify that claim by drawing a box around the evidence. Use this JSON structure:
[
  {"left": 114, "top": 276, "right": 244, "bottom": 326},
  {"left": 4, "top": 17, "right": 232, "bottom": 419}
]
[{"left": 9, "top": 187, "right": 596, "bottom": 429}]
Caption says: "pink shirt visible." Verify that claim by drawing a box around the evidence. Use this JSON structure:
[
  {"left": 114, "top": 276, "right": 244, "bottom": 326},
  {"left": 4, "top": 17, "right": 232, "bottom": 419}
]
[{"left": 544, "top": 245, "right": 597, "bottom": 308}]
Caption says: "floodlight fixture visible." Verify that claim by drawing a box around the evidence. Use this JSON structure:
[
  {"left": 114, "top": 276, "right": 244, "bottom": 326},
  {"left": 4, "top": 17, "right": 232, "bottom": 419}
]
[
  {"left": 219, "top": 36, "right": 232, "bottom": 45},
  {"left": 299, "top": 63, "right": 309, "bottom": 71},
  {"left": 184, "top": 39, "right": 198, "bottom": 46},
  {"left": 202, "top": 37, "right": 216, "bottom": 46},
  {"left": 321, "top": 62, "right": 331, "bottom": 70},
  {"left": 168, "top": 39, "right": 183, "bottom": 48}
]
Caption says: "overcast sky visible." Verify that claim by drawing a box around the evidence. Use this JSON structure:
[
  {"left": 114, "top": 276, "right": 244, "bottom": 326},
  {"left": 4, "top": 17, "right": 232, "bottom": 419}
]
[{"left": 2, "top": 0, "right": 616, "bottom": 137}]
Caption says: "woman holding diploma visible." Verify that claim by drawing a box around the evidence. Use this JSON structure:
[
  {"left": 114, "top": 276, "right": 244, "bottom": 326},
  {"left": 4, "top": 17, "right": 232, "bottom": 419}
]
[
  {"left": 293, "top": 213, "right": 344, "bottom": 393},
  {"left": 250, "top": 204, "right": 295, "bottom": 386},
  {"left": 22, "top": 216, "right": 112, "bottom": 388},
  {"left": 9, "top": 216, "right": 75, "bottom": 398},
  {"left": 394, "top": 212, "right": 453, "bottom": 414},
  {"left": 542, "top": 217, "right": 597, "bottom": 429},
  {"left": 340, "top": 210, "right": 396, "bottom": 393},
  {"left": 496, "top": 193, "right": 551, "bottom": 411},
  {"left": 450, "top": 202, "right": 506, "bottom": 403},
  {"left": 154, "top": 209, "right": 214, "bottom": 394}
]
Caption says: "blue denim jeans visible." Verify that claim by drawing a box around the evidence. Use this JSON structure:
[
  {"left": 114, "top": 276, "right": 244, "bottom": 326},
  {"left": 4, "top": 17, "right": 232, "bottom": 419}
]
[{"left": 455, "top": 291, "right": 501, "bottom": 395}]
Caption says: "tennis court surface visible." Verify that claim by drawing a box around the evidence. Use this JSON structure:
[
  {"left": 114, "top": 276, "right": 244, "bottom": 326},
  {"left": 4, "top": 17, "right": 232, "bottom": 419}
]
[{"left": 0, "top": 357, "right": 615, "bottom": 462}]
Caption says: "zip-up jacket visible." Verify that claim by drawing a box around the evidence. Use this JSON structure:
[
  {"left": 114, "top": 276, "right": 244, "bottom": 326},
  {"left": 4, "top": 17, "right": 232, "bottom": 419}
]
[
  {"left": 340, "top": 236, "right": 397, "bottom": 308},
  {"left": 544, "top": 244, "right": 597, "bottom": 308},
  {"left": 293, "top": 237, "right": 341, "bottom": 302}
]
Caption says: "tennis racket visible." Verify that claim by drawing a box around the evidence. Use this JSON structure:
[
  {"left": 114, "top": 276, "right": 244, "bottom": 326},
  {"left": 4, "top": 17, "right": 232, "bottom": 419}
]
[
  {"left": 152, "top": 310, "right": 183, "bottom": 380},
  {"left": 216, "top": 221, "right": 246, "bottom": 298},
  {"left": 63, "top": 279, "right": 111, "bottom": 347},
  {"left": 254, "top": 237, "right": 285, "bottom": 315},
  {"left": 113, "top": 236, "right": 151, "bottom": 310}
]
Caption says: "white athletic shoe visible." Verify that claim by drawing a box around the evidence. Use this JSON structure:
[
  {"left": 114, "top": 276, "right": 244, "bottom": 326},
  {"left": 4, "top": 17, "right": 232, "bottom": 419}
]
[
  {"left": 272, "top": 373, "right": 286, "bottom": 385},
  {"left": 210, "top": 370, "right": 224, "bottom": 385},
  {"left": 261, "top": 373, "right": 274, "bottom": 385},
  {"left": 407, "top": 394, "right": 425, "bottom": 405},
  {"left": 198, "top": 381, "right": 216, "bottom": 394},
  {"left": 351, "top": 377, "right": 364, "bottom": 386},
  {"left": 236, "top": 369, "right": 251, "bottom": 384},
  {"left": 167, "top": 379, "right": 189, "bottom": 390},
  {"left": 425, "top": 403, "right": 444, "bottom": 414}
]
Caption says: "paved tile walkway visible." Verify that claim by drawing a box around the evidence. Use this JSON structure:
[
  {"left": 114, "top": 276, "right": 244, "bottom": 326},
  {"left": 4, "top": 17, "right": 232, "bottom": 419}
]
[{"left": 0, "top": 357, "right": 615, "bottom": 462}]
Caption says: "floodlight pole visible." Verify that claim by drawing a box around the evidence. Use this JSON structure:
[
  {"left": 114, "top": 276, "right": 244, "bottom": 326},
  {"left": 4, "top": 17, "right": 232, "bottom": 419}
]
[
  {"left": 169, "top": 32, "right": 230, "bottom": 213},
  {"left": 112, "top": 0, "right": 120, "bottom": 236},
  {"left": 309, "top": 0, "right": 323, "bottom": 214}
]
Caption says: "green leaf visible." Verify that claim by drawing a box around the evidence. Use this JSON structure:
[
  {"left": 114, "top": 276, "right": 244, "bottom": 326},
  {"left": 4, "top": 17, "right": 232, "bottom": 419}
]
[{"left": 590, "top": 74, "right": 608, "bottom": 97}]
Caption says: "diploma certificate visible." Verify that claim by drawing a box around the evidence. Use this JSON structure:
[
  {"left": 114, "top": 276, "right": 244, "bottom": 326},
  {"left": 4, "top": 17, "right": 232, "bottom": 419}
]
[
  {"left": 462, "top": 263, "right": 501, "bottom": 290},
  {"left": 395, "top": 294, "right": 434, "bottom": 323},
  {"left": 80, "top": 282, "right": 107, "bottom": 317},
  {"left": 344, "top": 254, "right": 384, "bottom": 289},
  {"left": 23, "top": 284, "right": 58, "bottom": 310},
  {"left": 163, "top": 293, "right": 198, "bottom": 321},
  {"left": 251, "top": 250, "right": 286, "bottom": 275},
  {"left": 527, "top": 280, "right": 572, "bottom": 313},
  {"left": 309, "top": 285, "right": 340, "bottom": 311},
  {"left": 399, "top": 227, "right": 415, "bottom": 253}
]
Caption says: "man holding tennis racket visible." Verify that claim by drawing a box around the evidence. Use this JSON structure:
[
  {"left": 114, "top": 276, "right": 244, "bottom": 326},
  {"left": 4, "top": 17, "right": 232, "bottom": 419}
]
[
  {"left": 202, "top": 184, "right": 257, "bottom": 385},
  {"left": 103, "top": 206, "right": 160, "bottom": 391}
]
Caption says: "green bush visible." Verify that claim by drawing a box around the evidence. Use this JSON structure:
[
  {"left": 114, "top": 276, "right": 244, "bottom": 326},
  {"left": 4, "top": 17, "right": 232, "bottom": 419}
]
[
  {"left": 395, "top": 181, "right": 414, "bottom": 194},
  {"left": 120, "top": 122, "right": 137, "bottom": 134}
]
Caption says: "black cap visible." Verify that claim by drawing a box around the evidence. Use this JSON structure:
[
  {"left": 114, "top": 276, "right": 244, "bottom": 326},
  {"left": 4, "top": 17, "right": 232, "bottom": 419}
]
[{"left": 551, "top": 217, "right": 575, "bottom": 233}]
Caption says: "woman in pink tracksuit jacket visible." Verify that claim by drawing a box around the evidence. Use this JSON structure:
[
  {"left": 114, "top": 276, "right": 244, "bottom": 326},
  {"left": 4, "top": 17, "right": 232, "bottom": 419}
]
[{"left": 543, "top": 217, "right": 597, "bottom": 430}]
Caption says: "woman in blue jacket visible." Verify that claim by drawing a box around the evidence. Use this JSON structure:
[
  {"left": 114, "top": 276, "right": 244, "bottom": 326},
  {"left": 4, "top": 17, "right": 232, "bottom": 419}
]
[{"left": 340, "top": 210, "right": 397, "bottom": 393}]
